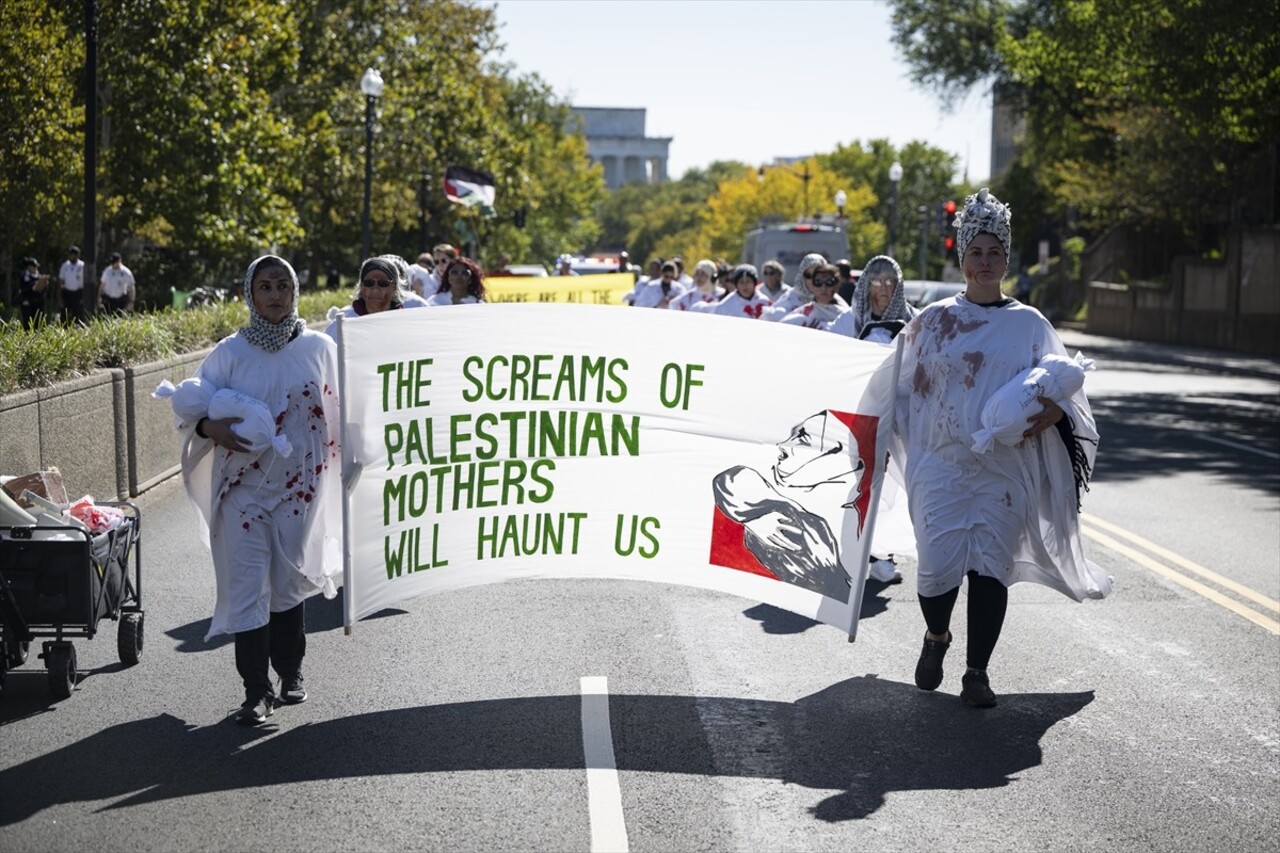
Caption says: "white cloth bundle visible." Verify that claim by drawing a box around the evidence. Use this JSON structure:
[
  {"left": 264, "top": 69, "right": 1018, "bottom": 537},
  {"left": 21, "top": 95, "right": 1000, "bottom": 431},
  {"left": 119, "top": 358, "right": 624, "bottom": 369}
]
[
  {"left": 970, "top": 352, "right": 1095, "bottom": 453},
  {"left": 154, "top": 379, "right": 293, "bottom": 456}
]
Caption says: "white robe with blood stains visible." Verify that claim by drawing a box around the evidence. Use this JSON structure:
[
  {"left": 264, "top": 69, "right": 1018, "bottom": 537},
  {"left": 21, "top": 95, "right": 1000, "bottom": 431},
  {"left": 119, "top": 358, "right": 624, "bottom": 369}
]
[
  {"left": 892, "top": 295, "right": 1111, "bottom": 601},
  {"left": 178, "top": 330, "right": 343, "bottom": 639}
]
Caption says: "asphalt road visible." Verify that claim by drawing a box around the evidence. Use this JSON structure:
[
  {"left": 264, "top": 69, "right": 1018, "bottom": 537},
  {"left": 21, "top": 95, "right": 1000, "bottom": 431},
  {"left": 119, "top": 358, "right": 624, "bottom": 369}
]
[{"left": 1, "top": 329, "right": 1277, "bottom": 852}]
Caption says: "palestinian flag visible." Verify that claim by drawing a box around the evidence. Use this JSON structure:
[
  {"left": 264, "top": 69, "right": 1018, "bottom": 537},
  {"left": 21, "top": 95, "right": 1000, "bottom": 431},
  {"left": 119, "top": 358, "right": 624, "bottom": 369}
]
[{"left": 444, "top": 165, "right": 496, "bottom": 210}]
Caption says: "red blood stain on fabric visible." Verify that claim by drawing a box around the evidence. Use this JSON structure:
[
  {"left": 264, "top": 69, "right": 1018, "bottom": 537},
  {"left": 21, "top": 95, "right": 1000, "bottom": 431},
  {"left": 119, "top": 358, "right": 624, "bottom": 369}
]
[
  {"left": 962, "top": 351, "right": 986, "bottom": 388},
  {"left": 913, "top": 363, "right": 932, "bottom": 395}
]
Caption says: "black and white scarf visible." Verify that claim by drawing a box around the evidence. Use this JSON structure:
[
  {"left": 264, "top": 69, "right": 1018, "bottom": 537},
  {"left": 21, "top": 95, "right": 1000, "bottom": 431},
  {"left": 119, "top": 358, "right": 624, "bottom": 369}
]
[{"left": 240, "top": 254, "right": 305, "bottom": 353}]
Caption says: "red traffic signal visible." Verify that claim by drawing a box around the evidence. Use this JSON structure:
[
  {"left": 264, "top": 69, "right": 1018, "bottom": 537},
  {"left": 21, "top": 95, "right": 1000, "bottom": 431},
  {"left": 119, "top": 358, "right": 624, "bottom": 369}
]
[
  {"left": 943, "top": 199, "right": 957, "bottom": 216},
  {"left": 943, "top": 236, "right": 956, "bottom": 252}
]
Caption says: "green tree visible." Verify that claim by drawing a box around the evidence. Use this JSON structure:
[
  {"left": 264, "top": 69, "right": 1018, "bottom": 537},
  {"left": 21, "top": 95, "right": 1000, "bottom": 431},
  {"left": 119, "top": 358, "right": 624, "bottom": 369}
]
[
  {"left": 0, "top": 0, "right": 82, "bottom": 308},
  {"left": 889, "top": 0, "right": 1280, "bottom": 253},
  {"left": 98, "top": 0, "right": 305, "bottom": 304},
  {"left": 818, "top": 139, "right": 963, "bottom": 275}
]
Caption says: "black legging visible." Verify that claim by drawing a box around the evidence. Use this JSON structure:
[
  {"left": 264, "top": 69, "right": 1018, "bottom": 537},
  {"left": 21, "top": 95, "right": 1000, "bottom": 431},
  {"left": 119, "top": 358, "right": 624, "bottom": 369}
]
[
  {"left": 917, "top": 571, "right": 1009, "bottom": 671},
  {"left": 233, "top": 601, "right": 306, "bottom": 701}
]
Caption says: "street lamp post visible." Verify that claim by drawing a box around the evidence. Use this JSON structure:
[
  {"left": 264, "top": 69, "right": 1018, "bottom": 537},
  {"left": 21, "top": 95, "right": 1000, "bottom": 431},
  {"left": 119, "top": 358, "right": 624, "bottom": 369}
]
[
  {"left": 887, "top": 160, "right": 903, "bottom": 256},
  {"left": 834, "top": 189, "right": 847, "bottom": 225},
  {"left": 360, "top": 68, "right": 384, "bottom": 262},
  {"left": 83, "top": 0, "right": 99, "bottom": 313}
]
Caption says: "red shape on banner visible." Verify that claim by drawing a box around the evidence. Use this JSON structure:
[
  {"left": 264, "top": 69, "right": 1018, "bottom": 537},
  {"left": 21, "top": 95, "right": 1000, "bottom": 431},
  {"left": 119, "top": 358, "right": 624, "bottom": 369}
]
[
  {"left": 824, "top": 409, "right": 879, "bottom": 535},
  {"left": 709, "top": 507, "right": 779, "bottom": 580}
]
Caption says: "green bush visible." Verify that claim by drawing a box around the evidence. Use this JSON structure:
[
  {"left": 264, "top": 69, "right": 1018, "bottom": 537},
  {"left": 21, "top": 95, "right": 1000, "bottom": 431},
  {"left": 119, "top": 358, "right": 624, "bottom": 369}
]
[{"left": 0, "top": 291, "right": 353, "bottom": 397}]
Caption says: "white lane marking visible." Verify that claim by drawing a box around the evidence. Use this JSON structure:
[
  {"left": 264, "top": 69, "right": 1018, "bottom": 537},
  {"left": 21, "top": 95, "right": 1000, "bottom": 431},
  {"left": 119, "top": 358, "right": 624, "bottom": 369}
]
[
  {"left": 1082, "top": 513, "right": 1280, "bottom": 612},
  {"left": 1081, "top": 526, "right": 1280, "bottom": 635},
  {"left": 1193, "top": 433, "right": 1280, "bottom": 460},
  {"left": 581, "top": 676, "right": 629, "bottom": 853}
]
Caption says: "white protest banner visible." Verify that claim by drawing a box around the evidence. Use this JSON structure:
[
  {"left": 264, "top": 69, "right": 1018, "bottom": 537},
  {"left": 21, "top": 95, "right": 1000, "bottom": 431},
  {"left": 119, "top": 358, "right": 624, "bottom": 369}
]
[{"left": 337, "top": 304, "right": 899, "bottom": 637}]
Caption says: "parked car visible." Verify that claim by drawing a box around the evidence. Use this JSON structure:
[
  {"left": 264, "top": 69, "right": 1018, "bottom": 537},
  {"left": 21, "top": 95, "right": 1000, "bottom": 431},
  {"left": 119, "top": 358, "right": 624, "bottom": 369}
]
[{"left": 902, "top": 279, "right": 965, "bottom": 307}]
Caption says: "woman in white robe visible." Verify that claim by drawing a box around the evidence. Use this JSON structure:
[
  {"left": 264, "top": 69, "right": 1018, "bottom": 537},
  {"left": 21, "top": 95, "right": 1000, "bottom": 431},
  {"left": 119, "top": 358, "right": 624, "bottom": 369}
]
[
  {"left": 324, "top": 255, "right": 428, "bottom": 338},
  {"left": 830, "top": 254, "right": 918, "bottom": 342},
  {"left": 425, "top": 257, "right": 486, "bottom": 305},
  {"left": 893, "top": 189, "right": 1109, "bottom": 709},
  {"left": 764, "top": 253, "right": 848, "bottom": 321},
  {"left": 181, "top": 255, "right": 342, "bottom": 725},
  {"left": 780, "top": 263, "right": 850, "bottom": 329},
  {"left": 669, "top": 259, "right": 724, "bottom": 311},
  {"left": 705, "top": 264, "right": 772, "bottom": 318}
]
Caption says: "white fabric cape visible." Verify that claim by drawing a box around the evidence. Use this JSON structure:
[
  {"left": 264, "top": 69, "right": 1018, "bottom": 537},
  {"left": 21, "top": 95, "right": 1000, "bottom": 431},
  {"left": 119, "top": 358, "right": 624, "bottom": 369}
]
[
  {"left": 886, "top": 296, "right": 1110, "bottom": 601},
  {"left": 177, "top": 330, "right": 342, "bottom": 638}
]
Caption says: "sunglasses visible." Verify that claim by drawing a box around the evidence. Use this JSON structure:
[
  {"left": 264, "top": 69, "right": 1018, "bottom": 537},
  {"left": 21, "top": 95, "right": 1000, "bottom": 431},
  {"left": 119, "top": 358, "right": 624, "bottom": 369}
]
[
  {"left": 811, "top": 278, "right": 839, "bottom": 287},
  {"left": 361, "top": 278, "right": 394, "bottom": 288}
]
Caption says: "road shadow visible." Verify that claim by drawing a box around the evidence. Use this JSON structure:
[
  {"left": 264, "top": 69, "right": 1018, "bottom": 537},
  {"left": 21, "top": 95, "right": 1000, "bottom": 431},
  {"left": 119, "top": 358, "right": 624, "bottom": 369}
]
[
  {"left": 1089, "top": 391, "right": 1280, "bottom": 495},
  {"left": 165, "top": 592, "right": 410, "bottom": 653},
  {"left": 742, "top": 578, "right": 898, "bottom": 635},
  {"left": 0, "top": 675, "right": 1092, "bottom": 825}
]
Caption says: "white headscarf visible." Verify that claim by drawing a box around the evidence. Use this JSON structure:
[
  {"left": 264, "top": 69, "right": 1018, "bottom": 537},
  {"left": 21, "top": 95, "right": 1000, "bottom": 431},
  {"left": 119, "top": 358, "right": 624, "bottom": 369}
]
[
  {"left": 954, "top": 188, "right": 1012, "bottom": 260},
  {"left": 240, "top": 255, "right": 304, "bottom": 353}
]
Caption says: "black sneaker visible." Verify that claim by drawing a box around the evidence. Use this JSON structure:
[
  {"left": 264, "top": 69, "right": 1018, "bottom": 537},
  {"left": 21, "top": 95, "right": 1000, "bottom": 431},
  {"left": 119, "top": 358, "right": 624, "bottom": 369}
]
[
  {"left": 961, "top": 670, "right": 998, "bottom": 708},
  {"left": 914, "top": 631, "right": 951, "bottom": 691},
  {"left": 235, "top": 695, "right": 275, "bottom": 725},
  {"left": 279, "top": 673, "right": 307, "bottom": 705}
]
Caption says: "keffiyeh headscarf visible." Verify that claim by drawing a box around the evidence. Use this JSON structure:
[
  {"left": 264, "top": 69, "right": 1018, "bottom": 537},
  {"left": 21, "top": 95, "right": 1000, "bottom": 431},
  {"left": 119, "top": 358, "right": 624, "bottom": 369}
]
[
  {"left": 954, "top": 187, "right": 1012, "bottom": 260},
  {"left": 240, "top": 254, "right": 304, "bottom": 353},
  {"left": 853, "top": 255, "right": 911, "bottom": 324},
  {"left": 792, "top": 253, "right": 828, "bottom": 304}
]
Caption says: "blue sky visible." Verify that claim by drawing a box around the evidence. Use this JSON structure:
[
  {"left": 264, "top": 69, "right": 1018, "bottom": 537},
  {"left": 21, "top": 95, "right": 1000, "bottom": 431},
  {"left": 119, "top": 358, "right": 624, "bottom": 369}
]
[{"left": 485, "top": 0, "right": 993, "bottom": 182}]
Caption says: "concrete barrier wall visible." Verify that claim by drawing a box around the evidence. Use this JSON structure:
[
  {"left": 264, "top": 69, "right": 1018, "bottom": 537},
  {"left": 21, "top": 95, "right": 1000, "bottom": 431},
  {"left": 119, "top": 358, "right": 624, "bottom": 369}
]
[
  {"left": 0, "top": 370, "right": 128, "bottom": 500},
  {"left": 0, "top": 349, "right": 214, "bottom": 501},
  {"left": 1087, "top": 225, "right": 1280, "bottom": 356}
]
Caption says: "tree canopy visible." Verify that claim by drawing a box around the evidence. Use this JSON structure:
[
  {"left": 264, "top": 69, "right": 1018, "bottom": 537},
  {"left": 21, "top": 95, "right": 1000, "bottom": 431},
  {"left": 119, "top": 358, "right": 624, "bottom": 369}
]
[
  {"left": 889, "top": 0, "right": 1280, "bottom": 252},
  {"left": 2, "top": 0, "right": 604, "bottom": 308}
]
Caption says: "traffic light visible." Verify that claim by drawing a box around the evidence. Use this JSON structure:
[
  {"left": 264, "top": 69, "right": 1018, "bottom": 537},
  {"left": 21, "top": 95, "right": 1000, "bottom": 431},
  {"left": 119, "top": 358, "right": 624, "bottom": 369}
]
[{"left": 941, "top": 199, "right": 958, "bottom": 260}]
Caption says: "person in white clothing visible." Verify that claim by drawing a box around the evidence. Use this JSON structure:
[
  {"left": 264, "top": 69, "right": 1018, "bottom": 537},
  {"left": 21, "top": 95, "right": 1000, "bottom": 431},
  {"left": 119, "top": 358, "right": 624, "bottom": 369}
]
[
  {"left": 426, "top": 257, "right": 486, "bottom": 305},
  {"left": 324, "top": 255, "right": 428, "bottom": 338},
  {"left": 98, "top": 252, "right": 136, "bottom": 314},
  {"left": 631, "top": 261, "right": 685, "bottom": 308},
  {"left": 757, "top": 260, "right": 790, "bottom": 303},
  {"left": 407, "top": 252, "right": 435, "bottom": 297},
  {"left": 182, "top": 254, "right": 342, "bottom": 725},
  {"left": 764, "top": 253, "right": 846, "bottom": 321},
  {"left": 893, "top": 188, "right": 1108, "bottom": 709},
  {"left": 830, "top": 254, "right": 918, "bottom": 585},
  {"left": 780, "top": 263, "right": 850, "bottom": 329},
  {"left": 669, "top": 259, "right": 723, "bottom": 311},
  {"left": 59, "top": 245, "right": 86, "bottom": 323},
  {"left": 829, "top": 254, "right": 918, "bottom": 342},
  {"left": 706, "top": 264, "right": 772, "bottom": 318},
  {"left": 622, "top": 257, "right": 663, "bottom": 305}
]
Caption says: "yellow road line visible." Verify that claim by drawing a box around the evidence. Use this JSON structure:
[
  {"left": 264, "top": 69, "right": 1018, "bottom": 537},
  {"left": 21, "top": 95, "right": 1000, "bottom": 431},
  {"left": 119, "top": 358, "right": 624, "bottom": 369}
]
[
  {"left": 1081, "top": 525, "right": 1280, "bottom": 635},
  {"left": 1082, "top": 512, "right": 1280, "bottom": 613}
]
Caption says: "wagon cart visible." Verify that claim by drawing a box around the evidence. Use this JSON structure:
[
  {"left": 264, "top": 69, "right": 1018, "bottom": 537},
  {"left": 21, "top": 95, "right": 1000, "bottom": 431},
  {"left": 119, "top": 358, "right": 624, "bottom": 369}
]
[{"left": 0, "top": 501, "right": 143, "bottom": 698}]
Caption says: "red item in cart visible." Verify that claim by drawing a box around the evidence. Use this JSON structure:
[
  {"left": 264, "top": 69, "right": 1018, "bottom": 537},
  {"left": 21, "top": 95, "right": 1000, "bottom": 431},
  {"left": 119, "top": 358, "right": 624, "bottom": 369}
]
[{"left": 67, "top": 496, "right": 125, "bottom": 533}]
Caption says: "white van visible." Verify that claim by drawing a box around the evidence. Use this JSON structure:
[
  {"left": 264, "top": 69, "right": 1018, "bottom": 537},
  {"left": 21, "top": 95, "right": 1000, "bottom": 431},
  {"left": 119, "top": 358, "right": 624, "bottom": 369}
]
[{"left": 742, "top": 221, "right": 850, "bottom": 284}]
